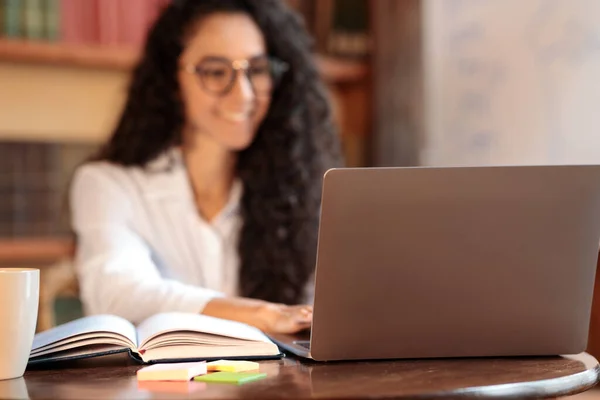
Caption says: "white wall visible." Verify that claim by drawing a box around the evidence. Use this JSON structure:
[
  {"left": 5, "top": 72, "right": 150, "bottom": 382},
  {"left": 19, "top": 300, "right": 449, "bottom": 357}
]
[{"left": 422, "top": 0, "right": 600, "bottom": 166}]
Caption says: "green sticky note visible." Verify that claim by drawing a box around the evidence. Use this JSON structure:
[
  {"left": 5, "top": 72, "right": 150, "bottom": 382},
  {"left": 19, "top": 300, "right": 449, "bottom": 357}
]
[{"left": 193, "top": 371, "right": 267, "bottom": 384}]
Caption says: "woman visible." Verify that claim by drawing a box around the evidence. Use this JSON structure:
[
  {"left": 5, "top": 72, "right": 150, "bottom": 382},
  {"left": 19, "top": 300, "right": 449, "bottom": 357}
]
[{"left": 70, "top": 0, "right": 342, "bottom": 334}]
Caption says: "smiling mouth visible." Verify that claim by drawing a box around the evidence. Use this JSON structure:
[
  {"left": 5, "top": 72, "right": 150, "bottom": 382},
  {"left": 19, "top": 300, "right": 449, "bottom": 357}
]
[{"left": 219, "top": 109, "right": 252, "bottom": 123}]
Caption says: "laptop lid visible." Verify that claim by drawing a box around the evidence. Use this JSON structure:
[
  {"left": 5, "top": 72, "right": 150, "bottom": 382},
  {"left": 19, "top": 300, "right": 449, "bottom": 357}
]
[{"left": 309, "top": 165, "right": 600, "bottom": 361}]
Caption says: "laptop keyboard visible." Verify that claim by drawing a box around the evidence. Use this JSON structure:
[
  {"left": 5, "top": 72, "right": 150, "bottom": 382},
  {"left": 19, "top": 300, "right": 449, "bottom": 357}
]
[{"left": 294, "top": 340, "right": 311, "bottom": 350}]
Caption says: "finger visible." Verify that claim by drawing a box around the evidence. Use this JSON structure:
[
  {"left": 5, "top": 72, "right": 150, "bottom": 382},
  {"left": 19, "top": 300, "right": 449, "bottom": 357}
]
[
  {"left": 300, "top": 307, "right": 312, "bottom": 317},
  {"left": 296, "top": 319, "right": 312, "bottom": 328},
  {"left": 293, "top": 320, "right": 312, "bottom": 332},
  {"left": 292, "top": 306, "right": 312, "bottom": 318},
  {"left": 280, "top": 320, "right": 312, "bottom": 334},
  {"left": 274, "top": 311, "right": 313, "bottom": 334},
  {"left": 288, "top": 304, "right": 313, "bottom": 314}
]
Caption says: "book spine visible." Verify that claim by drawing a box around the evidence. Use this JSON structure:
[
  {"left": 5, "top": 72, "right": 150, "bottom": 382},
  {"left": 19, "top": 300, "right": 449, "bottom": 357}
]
[
  {"left": 117, "top": 0, "right": 147, "bottom": 48},
  {"left": 97, "top": 0, "right": 120, "bottom": 46},
  {"left": 59, "top": 0, "right": 79, "bottom": 44},
  {"left": 4, "top": 0, "right": 23, "bottom": 38},
  {"left": 328, "top": 0, "right": 370, "bottom": 58},
  {"left": 145, "top": 0, "right": 161, "bottom": 33},
  {"left": 24, "top": 0, "right": 45, "bottom": 40},
  {"left": 60, "top": 0, "right": 95, "bottom": 45},
  {"left": 0, "top": 0, "right": 5, "bottom": 35},
  {"left": 43, "top": 0, "right": 60, "bottom": 41},
  {"left": 81, "top": 0, "right": 98, "bottom": 45}
]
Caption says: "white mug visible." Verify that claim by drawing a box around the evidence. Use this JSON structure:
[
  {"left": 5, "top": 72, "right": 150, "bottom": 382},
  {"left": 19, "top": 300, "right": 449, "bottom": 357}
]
[{"left": 0, "top": 268, "right": 39, "bottom": 380}]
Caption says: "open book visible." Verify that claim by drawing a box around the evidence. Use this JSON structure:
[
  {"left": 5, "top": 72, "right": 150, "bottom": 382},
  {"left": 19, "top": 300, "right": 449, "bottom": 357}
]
[{"left": 29, "top": 312, "right": 282, "bottom": 365}]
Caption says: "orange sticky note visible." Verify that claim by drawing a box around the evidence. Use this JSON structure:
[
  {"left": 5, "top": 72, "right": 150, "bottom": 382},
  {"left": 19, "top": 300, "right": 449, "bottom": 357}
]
[
  {"left": 138, "top": 380, "right": 207, "bottom": 394},
  {"left": 206, "top": 360, "right": 260, "bottom": 373}
]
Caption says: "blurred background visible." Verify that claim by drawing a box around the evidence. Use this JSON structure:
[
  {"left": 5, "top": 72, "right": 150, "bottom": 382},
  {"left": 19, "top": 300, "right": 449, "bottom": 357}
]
[
  {"left": 0, "top": 0, "right": 374, "bottom": 244},
  {"left": 1, "top": 0, "right": 600, "bottom": 371}
]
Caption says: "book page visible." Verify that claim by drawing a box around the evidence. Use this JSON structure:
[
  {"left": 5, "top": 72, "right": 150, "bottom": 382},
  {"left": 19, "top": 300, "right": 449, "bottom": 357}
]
[
  {"left": 32, "top": 315, "right": 138, "bottom": 351},
  {"left": 139, "top": 342, "right": 280, "bottom": 363},
  {"left": 31, "top": 337, "right": 135, "bottom": 358},
  {"left": 142, "top": 334, "right": 252, "bottom": 350},
  {"left": 29, "top": 345, "right": 129, "bottom": 363},
  {"left": 136, "top": 312, "right": 273, "bottom": 350}
]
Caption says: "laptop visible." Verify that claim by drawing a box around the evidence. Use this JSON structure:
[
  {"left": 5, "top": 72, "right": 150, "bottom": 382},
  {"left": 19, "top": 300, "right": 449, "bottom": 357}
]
[{"left": 269, "top": 165, "right": 600, "bottom": 361}]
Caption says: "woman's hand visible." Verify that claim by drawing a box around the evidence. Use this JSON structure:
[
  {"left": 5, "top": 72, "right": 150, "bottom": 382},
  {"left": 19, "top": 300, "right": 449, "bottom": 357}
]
[
  {"left": 202, "top": 297, "right": 313, "bottom": 334},
  {"left": 257, "top": 303, "right": 313, "bottom": 334}
]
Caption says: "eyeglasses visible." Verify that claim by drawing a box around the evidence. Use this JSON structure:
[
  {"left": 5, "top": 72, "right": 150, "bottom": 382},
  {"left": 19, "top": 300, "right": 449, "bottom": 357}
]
[{"left": 183, "top": 55, "right": 289, "bottom": 96}]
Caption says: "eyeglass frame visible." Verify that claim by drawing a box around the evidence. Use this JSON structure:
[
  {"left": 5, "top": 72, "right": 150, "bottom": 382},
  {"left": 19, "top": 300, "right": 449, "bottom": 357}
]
[{"left": 182, "top": 55, "right": 289, "bottom": 96}]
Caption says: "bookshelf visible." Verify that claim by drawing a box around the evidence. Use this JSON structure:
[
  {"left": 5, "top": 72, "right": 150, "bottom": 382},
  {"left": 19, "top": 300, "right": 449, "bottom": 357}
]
[
  {"left": 0, "top": 238, "right": 73, "bottom": 263},
  {"left": 0, "top": 38, "right": 134, "bottom": 70},
  {"left": 0, "top": 38, "right": 368, "bottom": 84},
  {"left": 0, "top": 0, "right": 373, "bottom": 257}
]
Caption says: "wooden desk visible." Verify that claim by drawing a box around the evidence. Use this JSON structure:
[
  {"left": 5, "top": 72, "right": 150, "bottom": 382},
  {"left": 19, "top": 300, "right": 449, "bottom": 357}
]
[
  {"left": 5, "top": 352, "right": 597, "bottom": 399},
  {"left": 586, "top": 252, "right": 600, "bottom": 359}
]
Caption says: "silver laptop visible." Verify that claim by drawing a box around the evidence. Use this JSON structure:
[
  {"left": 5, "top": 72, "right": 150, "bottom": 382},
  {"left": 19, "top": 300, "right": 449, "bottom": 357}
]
[{"left": 269, "top": 165, "right": 600, "bottom": 361}]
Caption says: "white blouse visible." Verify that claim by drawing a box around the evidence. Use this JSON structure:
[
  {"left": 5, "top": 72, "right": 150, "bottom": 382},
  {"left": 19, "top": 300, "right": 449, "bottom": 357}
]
[{"left": 71, "top": 149, "right": 314, "bottom": 325}]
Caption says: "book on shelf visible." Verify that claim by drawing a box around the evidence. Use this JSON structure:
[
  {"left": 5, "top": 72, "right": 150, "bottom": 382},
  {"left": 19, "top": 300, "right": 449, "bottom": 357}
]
[
  {"left": 44, "top": 0, "right": 59, "bottom": 41},
  {"left": 29, "top": 312, "right": 283, "bottom": 365},
  {"left": 2, "top": 0, "right": 168, "bottom": 47},
  {"left": 23, "top": 0, "right": 44, "bottom": 40},
  {"left": 1, "top": 0, "right": 59, "bottom": 41},
  {"left": 3, "top": 0, "right": 22, "bottom": 38},
  {"left": 284, "top": 0, "right": 370, "bottom": 59}
]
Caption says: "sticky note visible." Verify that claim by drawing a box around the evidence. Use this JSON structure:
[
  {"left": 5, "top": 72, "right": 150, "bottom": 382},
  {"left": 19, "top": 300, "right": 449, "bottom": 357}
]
[
  {"left": 138, "top": 380, "right": 207, "bottom": 394},
  {"left": 193, "top": 371, "right": 267, "bottom": 384},
  {"left": 206, "top": 360, "right": 260, "bottom": 373},
  {"left": 136, "top": 361, "right": 207, "bottom": 381}
]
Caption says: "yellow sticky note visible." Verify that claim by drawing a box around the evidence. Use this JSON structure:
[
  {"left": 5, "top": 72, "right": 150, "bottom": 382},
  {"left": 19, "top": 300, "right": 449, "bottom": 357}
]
[
  {"left": 206, "top": 360, "right": 260, "bottom": 373},
  {"left": 194, "top": 372, "right": 267, "bottom": 384}
]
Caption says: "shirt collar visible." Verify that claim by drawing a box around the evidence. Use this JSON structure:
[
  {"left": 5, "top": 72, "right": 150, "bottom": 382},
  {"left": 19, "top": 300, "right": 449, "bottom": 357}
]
[
  {"left": 143, "top": 147, "right": 243, "bottom": 218},
  {"left": 143, "top": 147, "right": 188, "bottom": 199}
]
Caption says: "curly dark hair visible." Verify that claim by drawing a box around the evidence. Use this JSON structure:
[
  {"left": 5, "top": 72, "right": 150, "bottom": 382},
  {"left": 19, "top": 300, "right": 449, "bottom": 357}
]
[{"left": 92, "top": 0, "right": 342, "bottom": 304}]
